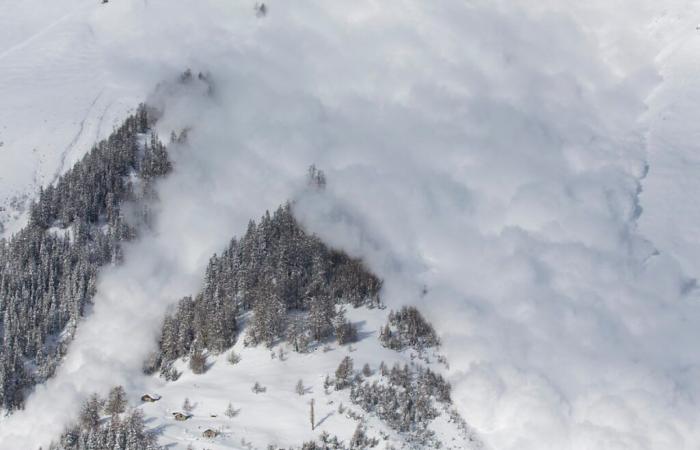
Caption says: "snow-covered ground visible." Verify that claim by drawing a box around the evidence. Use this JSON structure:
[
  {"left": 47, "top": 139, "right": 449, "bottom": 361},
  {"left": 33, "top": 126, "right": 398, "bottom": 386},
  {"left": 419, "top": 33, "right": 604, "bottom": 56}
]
[
  {"left": 137, "top": 307, "right": 470, "bottom": 450},
  {"left": 0, "top": 0, "right": 145, "bottom": 236},
  {"left": 2, "top": 1, "right": 700, "bottom": 449}
]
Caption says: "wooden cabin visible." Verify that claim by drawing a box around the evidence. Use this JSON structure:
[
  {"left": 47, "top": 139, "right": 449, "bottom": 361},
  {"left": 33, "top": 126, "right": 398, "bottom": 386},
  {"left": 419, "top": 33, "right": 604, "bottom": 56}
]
[
  {"left": 172, "top": 412, "right": 191, "bottom": 421},
  {"left": 202, "top": 429, "right": 219, "bottom": 438},
  {"left": 141, "top": 394, "right": 161, "bottom": 402}
]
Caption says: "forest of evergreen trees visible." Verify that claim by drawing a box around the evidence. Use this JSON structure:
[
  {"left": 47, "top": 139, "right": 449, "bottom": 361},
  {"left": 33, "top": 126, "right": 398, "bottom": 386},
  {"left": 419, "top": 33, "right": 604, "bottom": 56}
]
[
  {"left": 0, "top": 105, "right": 171, "bottom": 410},
  {"left": 379, "top": 306, "right": 440, "bottom": 351},
  {"left": 0, "top": 100, "right": 462, "bottom": 447},
  {"left": 147, "top": 202, "right": 383, "bottom": 377},
  {"left": 48, "top": 387, "right": 161, "bottom": 450},
  {"left": 324, "top": 353, "right": 452, "bottom": 445}
]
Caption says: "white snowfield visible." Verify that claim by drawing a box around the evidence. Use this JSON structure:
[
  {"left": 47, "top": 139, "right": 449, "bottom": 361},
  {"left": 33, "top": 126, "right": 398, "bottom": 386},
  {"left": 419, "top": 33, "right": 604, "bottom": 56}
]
[
  {"left": 0, "top": 0, "right": 147, "bottom": 236},
  {"left": 1, "top": 0, "right": 700, "bottom": 449},
  {"left": 139, "top": 308, "right": 472, "bottom": 450}
]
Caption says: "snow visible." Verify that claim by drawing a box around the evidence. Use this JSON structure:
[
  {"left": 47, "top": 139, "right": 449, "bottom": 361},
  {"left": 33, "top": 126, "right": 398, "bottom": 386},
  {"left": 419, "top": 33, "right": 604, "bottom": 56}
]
[
  {"left": 0, "top": 0, "right": 146, "bottom": 237},
  {"left": 639, "top": 18, "right": 700, "bottom": 284},
  {"left": 137, "top": 306, "right": 469, "bottom": 449},
  {"left": 1, "top": 0, "right": 700, "bottom": 449},
  {"left": 46, "top": 224, "right": 74, "bottom": 242}
]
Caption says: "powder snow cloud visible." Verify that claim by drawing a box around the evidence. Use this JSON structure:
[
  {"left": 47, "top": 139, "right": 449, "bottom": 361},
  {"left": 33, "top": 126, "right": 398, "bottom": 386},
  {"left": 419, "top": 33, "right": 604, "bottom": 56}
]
[{"left": 1, "top": 0, "right": 699, "bottom": 449}]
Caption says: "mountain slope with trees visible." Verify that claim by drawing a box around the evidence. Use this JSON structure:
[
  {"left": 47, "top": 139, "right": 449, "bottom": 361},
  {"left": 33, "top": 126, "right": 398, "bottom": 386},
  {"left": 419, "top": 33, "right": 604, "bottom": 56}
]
[
  {"left": 147, "top": 202, "right": 382, "bottom": 379},
  {"left": 0, "top": 105, "right": 171, "bottom": 411}
]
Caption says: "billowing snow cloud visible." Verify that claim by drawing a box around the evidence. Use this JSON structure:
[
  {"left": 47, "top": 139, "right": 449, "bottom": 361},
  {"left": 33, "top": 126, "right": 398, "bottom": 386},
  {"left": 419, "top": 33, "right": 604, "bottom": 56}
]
[{"left": 1, "top": 0, "right": 699, "bottom": 449}]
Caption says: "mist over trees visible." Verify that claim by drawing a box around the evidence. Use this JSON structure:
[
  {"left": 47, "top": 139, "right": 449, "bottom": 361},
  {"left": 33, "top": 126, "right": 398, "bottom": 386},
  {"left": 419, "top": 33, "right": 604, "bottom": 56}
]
[
  {"left": 0, "top": 106, "right": 171, "bottom": 410},
  {"left": 147, "top": 202, "right": 382, "bottom": 375},
  {"left": 49, "top": 390, "right": 160, "bottom": 450},
  {"left": 0, "top": 105, "right": 457, "bottom": 448}
]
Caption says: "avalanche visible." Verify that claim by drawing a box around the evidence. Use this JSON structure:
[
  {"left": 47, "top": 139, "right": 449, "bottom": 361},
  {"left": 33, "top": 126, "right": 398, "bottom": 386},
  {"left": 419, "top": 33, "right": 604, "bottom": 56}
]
[{"left": 1, "top": 0, "right": 700, "bottom": 449}]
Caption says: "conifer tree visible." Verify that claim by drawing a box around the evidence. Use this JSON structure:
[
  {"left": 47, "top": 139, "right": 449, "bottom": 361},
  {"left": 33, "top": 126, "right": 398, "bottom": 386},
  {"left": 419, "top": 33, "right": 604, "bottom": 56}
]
[
  {"left": 105, "top": 385, "right": 127, "bottom": 416},
  {"left": 225, "top": 402, "right": 237, "bottom": 418},
  {"left": 335, "top": 356, "right": 354, "bottom": 390}
]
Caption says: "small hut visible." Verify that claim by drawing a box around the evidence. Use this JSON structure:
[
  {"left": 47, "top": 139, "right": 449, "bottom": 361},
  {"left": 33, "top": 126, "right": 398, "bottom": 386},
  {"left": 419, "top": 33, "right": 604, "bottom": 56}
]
[
  {"left": 172, "top": 412, "right": 191, "bottom": 421},
  {"left": 202, "top": 429, "right": 219, "bottom": 438},
  {"left": 141, "top": 394, "right": 161, "bottom": 402}
]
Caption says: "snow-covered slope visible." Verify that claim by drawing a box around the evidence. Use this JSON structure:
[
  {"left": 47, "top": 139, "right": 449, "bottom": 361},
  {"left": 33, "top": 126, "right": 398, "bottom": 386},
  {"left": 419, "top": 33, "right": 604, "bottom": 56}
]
[
  {"left": 139, "top": 307, "right": 471, "bottom": 450},
  {"left": 0, "top": 0, "right": 145, "bottom": 236},
  {"left": 2, "top": 1, "right": 700, "bottom": 449}
]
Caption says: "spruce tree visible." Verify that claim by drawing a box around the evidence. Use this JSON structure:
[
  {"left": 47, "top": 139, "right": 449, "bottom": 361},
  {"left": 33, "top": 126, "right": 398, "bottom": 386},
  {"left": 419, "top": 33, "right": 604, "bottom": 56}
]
[{"left": 105, "top": 385, "right": 127, "bottom": 416}]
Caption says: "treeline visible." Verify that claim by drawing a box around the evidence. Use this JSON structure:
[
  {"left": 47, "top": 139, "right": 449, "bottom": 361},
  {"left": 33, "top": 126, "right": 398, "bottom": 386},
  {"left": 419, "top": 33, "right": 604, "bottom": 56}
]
[
  {"left": 301, "top": 425, "right": 377, "bottom": 450},
  {"left": 0, "top": 105, "right": 171, "bottom": 410},
  {"left": 148, "top": 202, "right": 382, "bottom": 376}
]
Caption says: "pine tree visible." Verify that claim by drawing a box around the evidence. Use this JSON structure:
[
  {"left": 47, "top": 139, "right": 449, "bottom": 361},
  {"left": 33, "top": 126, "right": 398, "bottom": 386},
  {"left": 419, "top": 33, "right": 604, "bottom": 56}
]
[
  {"left": 295, "top": 379, "right": 305, "bottom": 396},
  {"left": 189, "top": 349, "right": 207, "bottom": 374},
  {"left": 0, "top": 106, "right": 171, "bottom": 411},
  {"left": 323, "top": 374, "right": 332, "bottom": 394},
  {"left": 307, "top": 164, "right": 326, "bottom": 189},
  {"left": 227, "top": 350, "right": 241, "bottom": 365},
  {"left": 335, "top": 356, "right": 354, "bottom": 390},
  {"left": 79, "top": 393, "right": 103, "bottom": 430},
  {"left": 105, "top": 385, "right": 127, "bottom": 416},
  {"left": 252, "top": 381, "right": 266, "bottom": 393},
  {"left": 182, "top": 397, "right": 193, "bottom": 413},
  {"left": 224, "top": 402, "right": 237, "bottom": 418},
  {"left": 150, "top": 194, "right": 383, "bottom": 378}
]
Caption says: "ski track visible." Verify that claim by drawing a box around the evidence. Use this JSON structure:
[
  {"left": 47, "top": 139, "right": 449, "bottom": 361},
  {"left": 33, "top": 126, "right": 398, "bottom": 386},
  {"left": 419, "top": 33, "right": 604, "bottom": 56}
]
[
  {"left": 0, "top": 6, "right": 86, "bottom": 61},
  {"left": 50, "top": 91, "right": 104, "bottom": 186}
]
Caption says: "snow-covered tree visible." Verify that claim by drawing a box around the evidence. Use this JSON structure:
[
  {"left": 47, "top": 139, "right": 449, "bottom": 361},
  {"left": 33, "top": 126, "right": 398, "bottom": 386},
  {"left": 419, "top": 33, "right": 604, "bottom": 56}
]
[
  {"left": 104, "top": 385, "right": 127, "bottom": 416},
  {"left": 182, "top": 397, "right": 193, "bottom": 413},
  {"left": 335, "top": 356, "right": 354, "bottom": 390},
  {"left": 189, "top": 350, "right": 207, "bottom": 374},
  {"left": 295, "top": 379, "right": 305, "bottom": 396},
  {"left": 0, "top": 106, "right": 171, "bottom": 411},
  {"left": 224, "top": 402, "right": 237, "bottom": 418},
  {"left": 79, "top": 393, "right": 102, "bottom": 430}
]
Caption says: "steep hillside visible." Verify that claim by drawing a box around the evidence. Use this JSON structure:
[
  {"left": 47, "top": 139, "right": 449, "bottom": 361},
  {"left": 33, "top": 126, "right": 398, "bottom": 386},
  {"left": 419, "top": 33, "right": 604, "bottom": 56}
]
[
  {"left": 2, "top": 1, "right": 700, "bottom": 450},
  {"left": 46, "top": 198, "right": 476, "bottom": 449},
  {"left": 0, "top": 105, "right": 170, "bottom": 410},
  {"left": 0, "top": 0, "right": 145, "bottom": 237}
]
